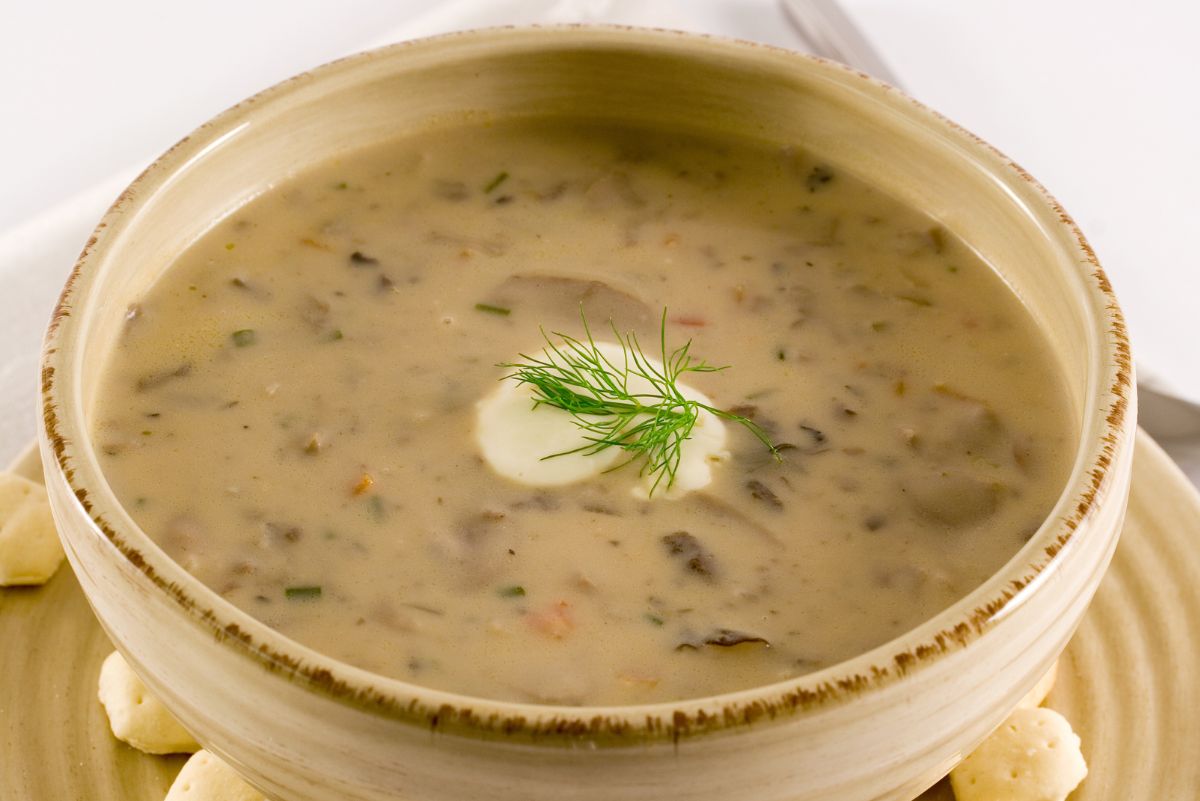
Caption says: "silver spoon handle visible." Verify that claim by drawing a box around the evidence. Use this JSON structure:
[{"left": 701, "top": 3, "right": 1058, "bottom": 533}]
[{"left": 779, "top": 0, "right": 902, "bottom": 87}]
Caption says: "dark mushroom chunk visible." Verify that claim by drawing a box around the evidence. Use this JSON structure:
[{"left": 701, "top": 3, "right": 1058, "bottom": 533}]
[
  {"left": 676, "top": 628, "right": 771, "bottom": 651},
  {"left": 661, "top": 531, "right": 717, "bottom": 580},
  {"left": 746, "top": 479, "right": 784, "bottom": 509}
]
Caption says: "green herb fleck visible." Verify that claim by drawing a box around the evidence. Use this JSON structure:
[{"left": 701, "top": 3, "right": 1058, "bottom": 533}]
[
  {"left": 483, "top": 171, "right": 510, "bottom": 193},
  {"left": 776, "top": 348, "right": 786, "bottom": 361},
  {"left": 225, "top": 242, "right": 236, "bottom": 251},
  {"left": 871, "top": 321, "right": 889, "bottom": 332},
  {"left": 367, "top": 495, "right": 387, "bottom": 522},
  {"left": 947, "top": 264, "right": 959, "bottom": 274},
  {"left": 327, "top": 329, "right": 344, "bottom": 342},
  {"left": 334, "top": 181, "right": 349, "bottom": 190},
  {"left": 474, "top": 303, "right": 511, "bottom": 317},
  {"left": 499, "top": 309, "right": 780, "bottom": 496},
  {"left": 645, "top": 613, "right": 665, "bottom": 626},
  {"left": 285, "top": 586, "right": 322, "bottom": 600},
  {"left": 897, "top": 294, "right": 932, "bottom": 308},
  {"left": 498, "top": 585, "right": 526, "bottom": 598},
  {"left": 231, "top": 329, "right": 256, "bottom": 347}
]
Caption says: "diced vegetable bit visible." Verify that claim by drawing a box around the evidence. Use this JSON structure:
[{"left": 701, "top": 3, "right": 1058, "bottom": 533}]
[
  {"left": 498, "top": 585, "right": 526, "bottom": 597},
  {"left": 474, "top": 303, "right": 512, "bottom": 317},
  {"left": 349, "top": 250, "right": 379, "bottom": 266},
  {"left": 285, "top": 586, "right": 322, "bottom": 600},
  {"left": 526, "top": 600, "right": 574, "bottom": 638},
  {"left": 224, "top": 242, "right": 236, "bottom": 251},
  {"left": 483, "top": 171, "right": 510, "bottom": 193},
  {"left": 352, "top": 473, "right": 374, "bottom": 496},
  {"left": 231, "top": 329, "right": 256, "bottom": 347},
  {"left": 806, "top": 165, "right": 835, "bottom": 192}
]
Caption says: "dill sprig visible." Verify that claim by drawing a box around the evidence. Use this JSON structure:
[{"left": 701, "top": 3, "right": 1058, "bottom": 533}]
[{"left": 499, "top": 310, "right": 779, "bottom": 495}]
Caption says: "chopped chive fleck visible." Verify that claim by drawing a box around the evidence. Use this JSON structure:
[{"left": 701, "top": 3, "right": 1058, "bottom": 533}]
[
  {"left": 334, "top": 181, "right": 349, "bottom": 190},
  {"left": 134, "top": 497, "right": 147, "bottom": 507},
  {"left": 871, "top": 321, "right": 889, "bottom": 332},
  {"left": 141, "top": 430, "right": 152, "bottom": 436},
  {"left": 776, "top": 348, "right": 786, "bottom": 361},
  {"left": 224, "top": 242, "right": 236, "bottom": 251},
  {"left": 285, "top": 586, "right": 322, "bottom": 600},
  {"left": 232, "top": 329, "right": 256, "bottom": 347},
  {"left": 947, "top": 264, "right": 959, "bottom": 273},
  {"left": 498, "top": 585, "right": 526, "bottom": 598},
  {"left": 645, "top": 613, "right": 665, "bottom": 626},
  {"left": 483, "top": 171, "right": 509, "bottom": 193},
  {"left": 327, "top": 329, "right": 344, "bottom": 342},
  {"left": 474, "top": 303, "right": 511, "bottom": 317}
]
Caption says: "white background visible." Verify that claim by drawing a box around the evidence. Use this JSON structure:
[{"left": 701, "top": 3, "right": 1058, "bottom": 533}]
[{"left": 2, "top": 0, "right": 1198, "bottom": 462}]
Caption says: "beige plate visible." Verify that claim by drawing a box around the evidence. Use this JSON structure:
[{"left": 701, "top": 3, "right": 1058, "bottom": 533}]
[{"left": 2, "top": 429, "right": 1198, "bottom": 800}]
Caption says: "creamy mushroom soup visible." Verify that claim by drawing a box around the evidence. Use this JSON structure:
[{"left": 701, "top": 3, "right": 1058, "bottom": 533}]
[{"left": 92, "top": 119, "right": 1074, "bottom": 705}]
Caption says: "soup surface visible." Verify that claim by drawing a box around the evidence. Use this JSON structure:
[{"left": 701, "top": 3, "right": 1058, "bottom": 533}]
[{"left": 93, "top": 119, "right": 1074, "bottom": 705}]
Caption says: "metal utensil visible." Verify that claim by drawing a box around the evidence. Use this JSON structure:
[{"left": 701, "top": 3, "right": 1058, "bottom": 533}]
[{"left": 778, "top": 0, "right": 1200, "bottom": 457}]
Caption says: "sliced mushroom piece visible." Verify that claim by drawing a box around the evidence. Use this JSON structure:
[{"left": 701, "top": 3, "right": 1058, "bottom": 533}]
[
  {"left": 676, "top": 628, "right": 771, "bottom": 651},
  {"left": 486, "top": 274, "right": 653, "bottom": 332},
  {"left": 906, "top": 469, "right": 1002, "bottom": 526}
]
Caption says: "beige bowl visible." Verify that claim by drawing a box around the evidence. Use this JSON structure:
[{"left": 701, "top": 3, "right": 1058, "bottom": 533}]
[{"left": 39, "top": 27, "right": 1134, "bottom": 801}]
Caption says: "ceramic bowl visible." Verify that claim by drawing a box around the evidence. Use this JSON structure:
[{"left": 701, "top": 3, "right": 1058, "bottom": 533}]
[{"left": 38, "top": 26, "right": 1134, "bottom": 801}]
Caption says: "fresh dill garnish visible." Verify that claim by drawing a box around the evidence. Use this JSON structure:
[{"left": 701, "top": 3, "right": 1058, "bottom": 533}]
[{"left": 499, "top": 310, "right": 779, "bottom": 496}]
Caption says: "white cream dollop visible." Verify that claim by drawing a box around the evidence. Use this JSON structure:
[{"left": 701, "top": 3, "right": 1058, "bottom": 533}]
[{"left": 475, "top": 342, "right": 729, "bottom": 499}]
